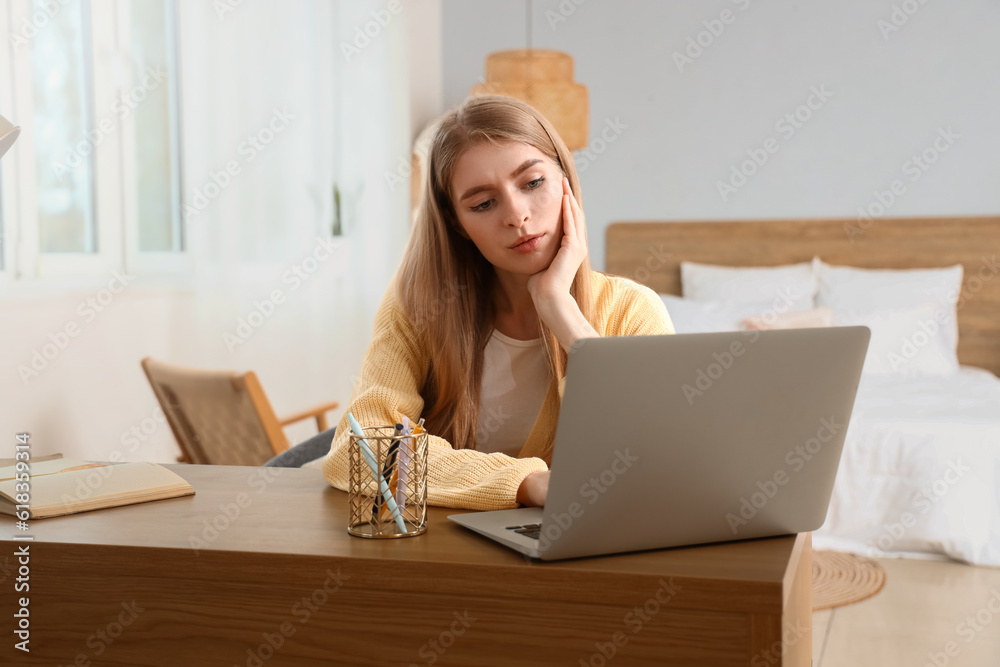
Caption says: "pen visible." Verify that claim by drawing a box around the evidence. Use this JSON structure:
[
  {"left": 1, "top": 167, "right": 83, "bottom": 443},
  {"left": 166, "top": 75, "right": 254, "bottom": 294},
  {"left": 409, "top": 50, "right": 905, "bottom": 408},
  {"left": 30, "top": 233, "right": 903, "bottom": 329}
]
[
  {"left": 383, "top": 467, "right": 399, "bottom": 521},
  {"left": 402, "top": 419, "right": 425, "bottom": 505},
  {"left": 397, "top": 417, "right": 412, "bottom": 509},
  {"left": 347, "top": 413, "right": 408, "bottom": 533},
  {"left": 374, "top": 423, "right": 403, "bottom": 521}
]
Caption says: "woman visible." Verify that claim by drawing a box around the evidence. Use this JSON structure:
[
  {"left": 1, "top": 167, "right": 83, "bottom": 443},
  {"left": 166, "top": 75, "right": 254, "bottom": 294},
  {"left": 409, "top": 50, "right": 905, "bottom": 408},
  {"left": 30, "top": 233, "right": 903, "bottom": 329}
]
[{"left": 319, "top": 95, "right": 673, "bottom": 510}]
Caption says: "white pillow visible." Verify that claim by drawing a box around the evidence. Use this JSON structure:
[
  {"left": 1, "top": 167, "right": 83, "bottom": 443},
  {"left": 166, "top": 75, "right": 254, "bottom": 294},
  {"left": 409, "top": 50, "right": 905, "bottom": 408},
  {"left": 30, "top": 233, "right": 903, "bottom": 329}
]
[
  {"left": 814, "top": 257, "right": 963, "bottom": 364},
  {"left": 814, "top": 257, "right": 963, "bottom": 309},
  {"left": 681, "top": 261, "right": 816, "bottom": 311},
  {"left": 660, "top": 294, "right": 805, "bottom": 334},
  {"left": 834, "top": 303, "right": 959, "bottom": 377}
]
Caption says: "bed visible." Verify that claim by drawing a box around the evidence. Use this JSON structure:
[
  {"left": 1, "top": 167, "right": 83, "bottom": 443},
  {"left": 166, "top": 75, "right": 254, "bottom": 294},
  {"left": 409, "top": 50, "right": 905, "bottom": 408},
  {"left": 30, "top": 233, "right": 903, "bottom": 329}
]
[{"left": 606, "top": 216, "right": 1000, "bottom": 567}]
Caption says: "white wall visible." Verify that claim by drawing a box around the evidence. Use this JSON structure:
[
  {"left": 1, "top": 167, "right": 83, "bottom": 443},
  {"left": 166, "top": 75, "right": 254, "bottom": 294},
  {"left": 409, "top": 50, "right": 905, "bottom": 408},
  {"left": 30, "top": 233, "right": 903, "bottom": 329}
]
[
  {"left": 7, "top": 0, "right": 997, "bottom": 463},
  {"left": 1, "top": 0, "right": 416, "bottom": 462},
  {"left": 407, "top": 0, "right": 443, "bottom": 143},
  {"left": 441, "top": 0, "right": 1000, "bottom": 270}
]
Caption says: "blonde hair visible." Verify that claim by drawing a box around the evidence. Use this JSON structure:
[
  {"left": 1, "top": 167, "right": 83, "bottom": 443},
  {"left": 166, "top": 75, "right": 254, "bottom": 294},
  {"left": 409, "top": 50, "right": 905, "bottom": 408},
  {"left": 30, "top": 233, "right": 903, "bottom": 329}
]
[{"left": 396, "top": 95, "right": 596, "bottom": 450}]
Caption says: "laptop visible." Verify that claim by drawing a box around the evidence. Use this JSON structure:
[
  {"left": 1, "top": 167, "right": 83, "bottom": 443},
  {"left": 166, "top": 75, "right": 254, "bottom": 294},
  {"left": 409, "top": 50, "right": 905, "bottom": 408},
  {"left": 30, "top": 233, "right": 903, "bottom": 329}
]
[{"left": 448, "top": 326, "right": 870, "bottom": 561}]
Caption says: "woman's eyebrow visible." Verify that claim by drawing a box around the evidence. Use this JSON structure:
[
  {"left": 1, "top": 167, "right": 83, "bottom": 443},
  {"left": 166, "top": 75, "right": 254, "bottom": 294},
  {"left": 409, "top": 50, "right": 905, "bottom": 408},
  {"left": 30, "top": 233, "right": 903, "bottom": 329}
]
[{"left": 458, "top": 159, "right": 544, "bottom": 202}]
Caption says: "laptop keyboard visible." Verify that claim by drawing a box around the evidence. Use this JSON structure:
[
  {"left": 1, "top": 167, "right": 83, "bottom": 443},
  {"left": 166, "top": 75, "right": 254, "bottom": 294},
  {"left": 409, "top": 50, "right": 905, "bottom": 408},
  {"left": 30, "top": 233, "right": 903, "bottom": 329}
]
[{"left": 506, "top": 523, "right": 542, "bottom": 539}]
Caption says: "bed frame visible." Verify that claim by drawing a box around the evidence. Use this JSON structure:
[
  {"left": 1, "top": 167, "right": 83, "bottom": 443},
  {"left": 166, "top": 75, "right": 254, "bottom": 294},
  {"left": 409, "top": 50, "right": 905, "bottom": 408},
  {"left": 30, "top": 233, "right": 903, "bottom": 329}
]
[{"left": 606, "top": 216, "right": 1000, "bottom": 376}]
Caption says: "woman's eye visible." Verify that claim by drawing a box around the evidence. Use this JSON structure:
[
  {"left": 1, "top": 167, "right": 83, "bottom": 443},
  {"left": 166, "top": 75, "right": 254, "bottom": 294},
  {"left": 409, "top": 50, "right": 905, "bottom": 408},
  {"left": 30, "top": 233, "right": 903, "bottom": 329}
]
[{"left": 468, "top": 178, "right": 543, "bottom": 212}]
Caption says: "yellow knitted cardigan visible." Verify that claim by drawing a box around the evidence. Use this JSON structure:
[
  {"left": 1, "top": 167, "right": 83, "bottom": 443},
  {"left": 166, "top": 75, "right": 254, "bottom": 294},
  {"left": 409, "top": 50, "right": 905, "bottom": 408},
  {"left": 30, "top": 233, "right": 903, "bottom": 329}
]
[{"left": 321, "top": 271, "right": 674, "bottom": 511}]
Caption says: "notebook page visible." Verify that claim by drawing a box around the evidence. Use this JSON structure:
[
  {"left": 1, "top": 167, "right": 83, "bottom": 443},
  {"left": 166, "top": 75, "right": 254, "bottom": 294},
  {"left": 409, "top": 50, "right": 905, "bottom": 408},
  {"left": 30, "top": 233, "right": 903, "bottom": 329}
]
[
  {"left": 0, "top": 462, "right": 192, "bottom": 511},
  {"left": 0, "top": 458, "right": 94, "bottom": 482},
  {"left": 0, "top": 453, "right": 65, "bottom": 469}
]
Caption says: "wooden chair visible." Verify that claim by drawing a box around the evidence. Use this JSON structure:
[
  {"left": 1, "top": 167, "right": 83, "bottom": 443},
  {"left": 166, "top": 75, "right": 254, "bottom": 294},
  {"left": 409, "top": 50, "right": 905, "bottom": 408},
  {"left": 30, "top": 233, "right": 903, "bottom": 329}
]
[{"left": 141, "top": 357, "right": 339, "bottom": 466}]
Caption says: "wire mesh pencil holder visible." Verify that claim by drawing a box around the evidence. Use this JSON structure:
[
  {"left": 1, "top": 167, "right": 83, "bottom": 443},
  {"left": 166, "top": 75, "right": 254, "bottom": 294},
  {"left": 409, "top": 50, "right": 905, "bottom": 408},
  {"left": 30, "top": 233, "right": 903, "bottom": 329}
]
[{"left": 348, "top": 425, "right": 428, "bottom": 538}]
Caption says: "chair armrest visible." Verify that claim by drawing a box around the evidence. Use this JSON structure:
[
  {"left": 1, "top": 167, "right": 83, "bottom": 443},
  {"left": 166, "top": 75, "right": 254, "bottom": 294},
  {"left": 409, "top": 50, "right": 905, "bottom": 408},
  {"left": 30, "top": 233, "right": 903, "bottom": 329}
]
[{"left": 278, "top": 401, "right": 340, "bottom": 432}]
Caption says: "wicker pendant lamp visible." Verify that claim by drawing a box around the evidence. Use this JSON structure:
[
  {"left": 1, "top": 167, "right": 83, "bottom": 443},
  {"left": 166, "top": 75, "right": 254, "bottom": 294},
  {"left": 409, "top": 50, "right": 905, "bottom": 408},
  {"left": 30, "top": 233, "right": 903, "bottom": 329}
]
[{"left": 470, "top": 2, "right": 588, "bottom": 151}]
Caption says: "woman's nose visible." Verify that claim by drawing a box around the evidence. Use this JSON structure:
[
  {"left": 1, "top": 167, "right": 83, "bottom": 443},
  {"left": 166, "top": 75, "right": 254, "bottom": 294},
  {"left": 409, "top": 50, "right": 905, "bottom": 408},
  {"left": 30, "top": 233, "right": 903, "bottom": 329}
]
[{"left": 504, "top": 194, "right": 529, "bottom": 227}]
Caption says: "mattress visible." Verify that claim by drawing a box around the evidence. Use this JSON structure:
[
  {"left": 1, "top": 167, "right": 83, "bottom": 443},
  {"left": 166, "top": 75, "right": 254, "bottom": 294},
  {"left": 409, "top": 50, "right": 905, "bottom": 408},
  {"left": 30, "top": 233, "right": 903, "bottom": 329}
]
[{"left": 814, "top": 366, "right": 1000, "bottom": 567}]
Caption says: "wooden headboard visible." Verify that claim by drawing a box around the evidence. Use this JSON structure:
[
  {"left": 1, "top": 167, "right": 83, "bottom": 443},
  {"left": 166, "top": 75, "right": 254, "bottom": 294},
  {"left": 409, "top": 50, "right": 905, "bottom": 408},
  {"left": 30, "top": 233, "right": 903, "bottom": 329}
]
[{"left": 606, "top": 216, "right": 1000, "bottom": 376}]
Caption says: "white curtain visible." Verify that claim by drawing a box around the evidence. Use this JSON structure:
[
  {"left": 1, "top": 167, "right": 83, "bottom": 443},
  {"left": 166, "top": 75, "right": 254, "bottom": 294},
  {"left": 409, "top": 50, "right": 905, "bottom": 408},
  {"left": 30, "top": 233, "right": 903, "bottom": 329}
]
[{"left": 173, "top": 0, "right": 412, "bottom": 445}]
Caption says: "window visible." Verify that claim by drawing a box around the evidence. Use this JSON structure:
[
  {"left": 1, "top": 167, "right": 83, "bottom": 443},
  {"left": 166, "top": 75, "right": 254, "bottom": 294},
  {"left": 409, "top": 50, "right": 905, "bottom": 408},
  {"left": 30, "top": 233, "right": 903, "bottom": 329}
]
[{"left": 0, "top": 0, "right": 184, "bottom": 281}]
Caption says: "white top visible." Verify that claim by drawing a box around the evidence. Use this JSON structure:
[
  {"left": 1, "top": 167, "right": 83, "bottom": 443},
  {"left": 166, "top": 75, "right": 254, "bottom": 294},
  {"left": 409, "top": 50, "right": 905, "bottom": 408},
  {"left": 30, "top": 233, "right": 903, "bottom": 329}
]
[{"left": 475, "top": 329, "right": 551, "bottom": 457}]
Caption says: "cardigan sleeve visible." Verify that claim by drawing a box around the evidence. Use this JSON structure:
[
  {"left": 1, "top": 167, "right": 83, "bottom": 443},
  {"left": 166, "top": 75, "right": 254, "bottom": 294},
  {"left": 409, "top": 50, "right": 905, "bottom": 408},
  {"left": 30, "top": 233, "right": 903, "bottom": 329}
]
[
  {"left": 598, "top": 275, "right": 676, "bottom": 337},
  {"left": 620, "top": 281, "right": 675, "bottom": 336},
  {"left": 320, "top": 287, "right": 548, "bottom": 511}
]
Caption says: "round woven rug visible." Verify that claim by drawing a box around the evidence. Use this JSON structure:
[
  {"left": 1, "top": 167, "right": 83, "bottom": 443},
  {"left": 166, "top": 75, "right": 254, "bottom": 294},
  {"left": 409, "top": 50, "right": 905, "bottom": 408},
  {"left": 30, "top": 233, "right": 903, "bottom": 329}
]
[{"left": 812, "top": 550, "right": 887, "bottom": 611}]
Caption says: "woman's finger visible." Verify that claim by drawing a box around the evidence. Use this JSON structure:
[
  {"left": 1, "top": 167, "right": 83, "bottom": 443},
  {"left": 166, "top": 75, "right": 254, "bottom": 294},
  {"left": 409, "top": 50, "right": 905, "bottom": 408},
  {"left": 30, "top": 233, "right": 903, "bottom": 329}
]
[
  {"left": 563, "top": 195, "right": 576, "bottom": 238},
  {"left": 564, "top": 177, "right": 585, "bottom": 241},
  {"left": 563, "top": 194, "right": 575, "bottom": 242}
]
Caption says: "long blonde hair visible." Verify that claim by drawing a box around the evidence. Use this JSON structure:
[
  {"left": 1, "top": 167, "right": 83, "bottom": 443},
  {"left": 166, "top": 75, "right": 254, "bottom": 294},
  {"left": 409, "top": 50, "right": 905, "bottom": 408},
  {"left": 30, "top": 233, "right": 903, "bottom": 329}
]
[{"left": 396, "top": 95, "right": 596, "bottom": 450}]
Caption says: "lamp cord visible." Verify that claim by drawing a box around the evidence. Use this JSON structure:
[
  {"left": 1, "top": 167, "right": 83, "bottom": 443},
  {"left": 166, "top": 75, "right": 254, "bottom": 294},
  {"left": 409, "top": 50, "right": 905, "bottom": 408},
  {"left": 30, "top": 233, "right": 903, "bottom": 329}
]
[
  {"left": 526, "top": 0, "right": 532, "bottom": 51},
  {"left": 525, "top": 0, "right": 534, "bottom": 102}
]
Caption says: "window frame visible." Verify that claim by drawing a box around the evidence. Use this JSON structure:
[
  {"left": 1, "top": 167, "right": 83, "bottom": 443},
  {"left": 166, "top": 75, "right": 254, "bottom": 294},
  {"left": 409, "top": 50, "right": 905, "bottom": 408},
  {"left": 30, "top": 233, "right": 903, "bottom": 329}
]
[
  {"left": 118, "top": 0, "right": 188, "bottom": 276},
  {"left": 0, "top": 0, "right": 188, "bottom": 285}
]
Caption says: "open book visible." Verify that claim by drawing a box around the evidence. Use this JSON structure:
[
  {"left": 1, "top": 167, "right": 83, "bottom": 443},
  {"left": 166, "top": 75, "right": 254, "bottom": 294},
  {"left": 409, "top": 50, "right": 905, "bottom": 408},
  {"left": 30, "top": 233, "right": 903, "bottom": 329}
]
[{"left": 0, "top": 458, "right": 195, "bottom": 519}]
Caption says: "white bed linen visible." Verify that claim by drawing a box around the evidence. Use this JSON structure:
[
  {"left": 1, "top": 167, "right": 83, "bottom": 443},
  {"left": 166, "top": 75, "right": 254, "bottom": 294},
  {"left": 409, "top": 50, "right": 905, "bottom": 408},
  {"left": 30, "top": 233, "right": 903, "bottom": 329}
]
[{"left": 813, "top": 366, "right": 1000, "bottom": 567}]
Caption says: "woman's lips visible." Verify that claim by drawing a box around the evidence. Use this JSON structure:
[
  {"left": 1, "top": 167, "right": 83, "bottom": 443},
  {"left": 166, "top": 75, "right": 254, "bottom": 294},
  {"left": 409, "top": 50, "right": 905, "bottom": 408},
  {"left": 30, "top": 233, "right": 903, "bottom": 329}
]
[{"left": 511, "top": 235, "right": 543, "bottom": 253}]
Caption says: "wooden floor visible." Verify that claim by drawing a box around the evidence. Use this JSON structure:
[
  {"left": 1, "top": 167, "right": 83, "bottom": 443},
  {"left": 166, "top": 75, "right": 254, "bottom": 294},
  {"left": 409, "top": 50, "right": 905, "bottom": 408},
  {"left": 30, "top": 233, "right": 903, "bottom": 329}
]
[{"left": 813, "top": 557, "right": 1000, "bottom": 666}]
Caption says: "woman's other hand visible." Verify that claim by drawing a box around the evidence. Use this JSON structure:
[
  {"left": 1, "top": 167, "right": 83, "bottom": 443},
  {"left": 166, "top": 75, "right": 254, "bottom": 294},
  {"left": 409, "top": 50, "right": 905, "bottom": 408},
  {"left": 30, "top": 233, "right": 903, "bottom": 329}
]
[{"left": 516, "top": 470, "right": 550, "bottom": 507}]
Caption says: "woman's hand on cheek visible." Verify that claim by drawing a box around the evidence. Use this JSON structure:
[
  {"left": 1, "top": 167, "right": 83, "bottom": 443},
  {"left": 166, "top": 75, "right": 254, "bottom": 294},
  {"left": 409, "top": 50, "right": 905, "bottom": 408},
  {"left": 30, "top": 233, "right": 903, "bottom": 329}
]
[
  {"left": 526, "top": 177, "right": 587, "bottom": 303},
  {"left": 526, "top": 177, "right": 598, "bottom": 353}
]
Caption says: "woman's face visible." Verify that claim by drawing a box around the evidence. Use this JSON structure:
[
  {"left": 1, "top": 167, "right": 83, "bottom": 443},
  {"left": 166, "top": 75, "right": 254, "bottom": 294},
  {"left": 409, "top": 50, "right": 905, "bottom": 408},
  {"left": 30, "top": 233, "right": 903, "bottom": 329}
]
[{"left": 450, "top": 140, "right": 566, "bottom": 282}]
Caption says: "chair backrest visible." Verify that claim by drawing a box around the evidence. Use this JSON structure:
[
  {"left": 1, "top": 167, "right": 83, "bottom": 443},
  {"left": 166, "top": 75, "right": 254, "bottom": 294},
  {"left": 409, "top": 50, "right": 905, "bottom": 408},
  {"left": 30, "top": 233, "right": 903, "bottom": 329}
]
[{"left": 141, "top": 357, "right": 290, "bottom": 466}]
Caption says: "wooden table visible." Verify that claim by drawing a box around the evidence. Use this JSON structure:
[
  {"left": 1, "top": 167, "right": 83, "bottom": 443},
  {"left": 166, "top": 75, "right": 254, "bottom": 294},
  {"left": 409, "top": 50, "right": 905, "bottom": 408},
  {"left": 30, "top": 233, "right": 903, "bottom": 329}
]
[{"left": 1, "top": 465, "right": 811, "bottom": 666}]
